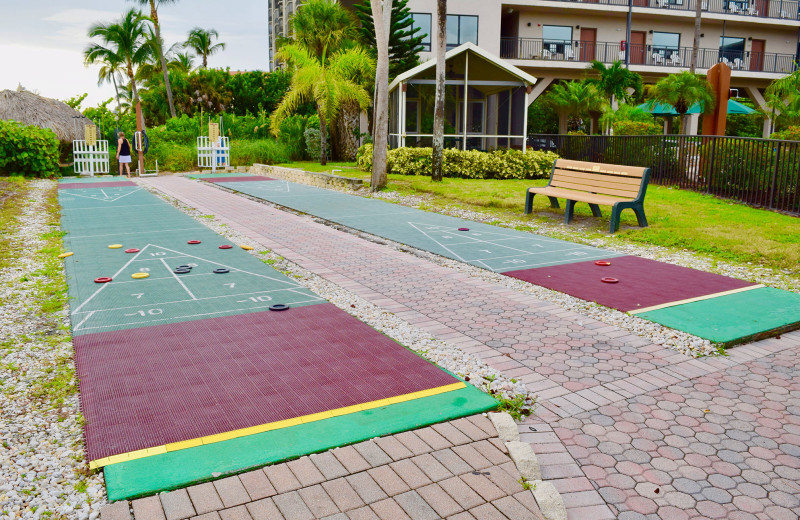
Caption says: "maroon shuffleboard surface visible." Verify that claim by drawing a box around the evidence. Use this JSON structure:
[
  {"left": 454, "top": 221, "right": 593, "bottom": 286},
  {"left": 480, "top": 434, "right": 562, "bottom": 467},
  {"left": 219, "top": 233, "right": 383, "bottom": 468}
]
[
  {"left": 75, "top": 304, "right": 457, "bottom": 461},
  {"left": 504, "top": 255, "right": 755, "bottom": 312},
  {"left": 203, "top": 176, "right": 275, "bottom": 183},
  {"left": 59, "top": 181, "right": 137, "bottom": 189}
]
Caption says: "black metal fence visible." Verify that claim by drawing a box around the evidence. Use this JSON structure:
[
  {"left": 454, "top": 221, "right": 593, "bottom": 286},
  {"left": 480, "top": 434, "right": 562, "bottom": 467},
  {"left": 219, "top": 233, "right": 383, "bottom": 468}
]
[
  {"left": 499, "top": 38, "right": 799, "bottom": 74},
  {"left": 527, "top": 134, "right": 800, "bottom": 214}
]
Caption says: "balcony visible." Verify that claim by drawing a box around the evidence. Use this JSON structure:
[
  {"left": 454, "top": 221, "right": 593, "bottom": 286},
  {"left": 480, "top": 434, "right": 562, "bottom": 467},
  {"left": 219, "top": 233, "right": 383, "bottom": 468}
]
[
  {"left": 522, "top": 0, "right": 800, "bottom": 20},
  {"left": 500, "top": 37, "right": 799, "bottom": 74}
]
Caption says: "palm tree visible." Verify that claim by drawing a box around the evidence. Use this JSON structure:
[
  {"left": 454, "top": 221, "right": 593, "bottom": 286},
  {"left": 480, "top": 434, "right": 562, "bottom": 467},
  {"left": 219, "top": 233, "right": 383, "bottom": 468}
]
[
  {"left": 270, "top": 44, "right": 374, "bottom": 165},
  {"left": 86, "top": 9, "right": 152, "bottom": 167},
  {"left": 431, "top": 0, "right": 446, "bottom": 182},
  {"left": 651, "top": 71, "right": 714, "bottom": 135},
  {"left": 290, "top": 0, "right": 357, "bottom": 61},
  {"left": 370, "top": 0, "right": 393, "bottom": 191},
  {"left": 587, "top": 60, "right": 642, "bottom": 110},
  {"left": 170, "top": 51, "right": 195, "bottom": 74},
  {"left": 763, "top": 69, "right": 800, "bottom": 133},
  {"left": 185, "top": 28, "right": 226, "bottom": 69},
  {"left": 85, "top": 44, "right": 125, "bottom": 114},
  {"left": 129, "top": 0, "right": 178, "bottom": 118},
  {"left": 543, "top": 80, "right": 604, "bottom": 134}
]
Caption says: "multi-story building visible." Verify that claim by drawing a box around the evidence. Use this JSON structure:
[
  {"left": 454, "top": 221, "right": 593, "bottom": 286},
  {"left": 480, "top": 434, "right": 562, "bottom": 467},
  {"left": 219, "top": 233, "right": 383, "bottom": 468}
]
[{"left": 269, "top": 0, "right": 800, "bottom": 134}]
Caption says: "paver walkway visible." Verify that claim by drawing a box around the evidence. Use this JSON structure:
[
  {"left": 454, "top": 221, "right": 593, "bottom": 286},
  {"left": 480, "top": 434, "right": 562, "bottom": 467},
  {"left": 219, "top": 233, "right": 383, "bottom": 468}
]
[
  {"left": 101, "top": 415, "right": 549, "bottom": 520},
  {"left": 142, "top": 176, "right": 800, "bottom": 519}
]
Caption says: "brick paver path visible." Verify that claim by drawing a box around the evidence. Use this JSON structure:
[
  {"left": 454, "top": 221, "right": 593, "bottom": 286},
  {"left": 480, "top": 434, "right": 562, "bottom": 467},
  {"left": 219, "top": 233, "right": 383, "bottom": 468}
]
[
  {"left": 139, "top": 176, "right": 800, "bottom": 520},
  {"left": 101, "top": 416, "right": 548, "bottom": 520}
]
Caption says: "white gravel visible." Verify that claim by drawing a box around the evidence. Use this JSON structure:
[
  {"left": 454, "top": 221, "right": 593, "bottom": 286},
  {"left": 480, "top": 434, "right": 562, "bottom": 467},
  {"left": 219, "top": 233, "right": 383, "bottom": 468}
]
[{"left": 0, "top": 180, "right": 105, "bottom": 520}]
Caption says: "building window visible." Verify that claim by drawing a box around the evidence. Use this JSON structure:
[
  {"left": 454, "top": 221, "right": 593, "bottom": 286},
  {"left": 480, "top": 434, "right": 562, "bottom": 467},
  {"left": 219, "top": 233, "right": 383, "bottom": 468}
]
[
  {"left": 410, "top": 13, "right": 432, "bottom": 52},
  {"left": 542, "top": 25, "right": 572, "bottom": 54},
  {"left": 652, "top": 32, "right": 680, "bottom": 58},
  {"left": 446, "top": 15, "right": 478, "bottom": 49},
  {"left": 719, "top": 36, "right": 745, "bottom": 62}
]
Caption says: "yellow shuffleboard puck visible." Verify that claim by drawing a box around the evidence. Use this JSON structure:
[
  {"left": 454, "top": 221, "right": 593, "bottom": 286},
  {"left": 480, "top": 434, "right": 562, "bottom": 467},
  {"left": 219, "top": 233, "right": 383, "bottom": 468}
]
[
  {"left": 131, "top": 272, "right": 150, "bottom": 279},
  {"left": 240, "top": 245, "right": 254, "bottom": 250},
  {"left": 108, "top": 244, "right": 123, "bottom": 249},
  {"left": 58, "top": 252, "right": 74, "bottom": 259}
]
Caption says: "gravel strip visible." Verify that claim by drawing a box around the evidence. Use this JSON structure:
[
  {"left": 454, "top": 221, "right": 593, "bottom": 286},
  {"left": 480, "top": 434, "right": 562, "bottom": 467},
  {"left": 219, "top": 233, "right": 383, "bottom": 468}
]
[
  {"left": 139, "top": 181, "right": 534, "bottom": 411},
  {"left": 0, "top": 180, "right": 105, "bottom": 520}
]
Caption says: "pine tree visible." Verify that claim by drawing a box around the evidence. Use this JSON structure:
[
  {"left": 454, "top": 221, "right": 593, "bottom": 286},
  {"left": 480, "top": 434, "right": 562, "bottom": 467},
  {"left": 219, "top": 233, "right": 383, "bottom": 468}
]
[{"left": 354, "top": 0, "right": 424, "bottom": 79}]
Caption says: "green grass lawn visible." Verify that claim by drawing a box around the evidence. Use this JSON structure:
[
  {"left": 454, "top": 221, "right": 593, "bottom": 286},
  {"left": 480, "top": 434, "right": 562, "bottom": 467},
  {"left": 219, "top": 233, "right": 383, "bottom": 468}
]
[{"left": 337, "top": 171, "right": 799, "bottom": 271}]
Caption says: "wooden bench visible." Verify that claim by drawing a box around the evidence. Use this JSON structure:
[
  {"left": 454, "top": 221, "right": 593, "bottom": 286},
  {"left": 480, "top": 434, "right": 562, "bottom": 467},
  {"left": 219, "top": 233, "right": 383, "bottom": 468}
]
[{"left": 524, "top": 159, "right": 650, "bottom": 233}]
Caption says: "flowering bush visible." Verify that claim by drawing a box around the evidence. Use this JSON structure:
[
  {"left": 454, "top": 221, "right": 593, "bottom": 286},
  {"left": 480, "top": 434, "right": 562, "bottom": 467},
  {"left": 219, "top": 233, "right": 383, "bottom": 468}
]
[
  {"left": 613, "top": 120, "right": 662, "bottom": 135},
  {"left": 770, "top": 126, "right": 800, "bottom": 141},
  {"left": 356, "top": 144, "right": 558, "bottom": 180}
]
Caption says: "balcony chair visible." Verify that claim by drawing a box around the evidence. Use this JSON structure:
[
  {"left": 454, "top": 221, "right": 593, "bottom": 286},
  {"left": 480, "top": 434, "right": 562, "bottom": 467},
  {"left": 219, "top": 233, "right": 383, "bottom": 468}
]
[
  {"left": 670, "top": 54, "right": 682, "bottom": 66},
  {"left": 653, "top": 53, "right": 664, "bottom": 65},
  {"left": 733, "top": 57, "right": 743, "bottom": 69},
  {"left": 542, "top": 49, "right": 553, "bottom": 60},
  {"left": 565, "top": 47, "right": 576, "bottom": 60}
]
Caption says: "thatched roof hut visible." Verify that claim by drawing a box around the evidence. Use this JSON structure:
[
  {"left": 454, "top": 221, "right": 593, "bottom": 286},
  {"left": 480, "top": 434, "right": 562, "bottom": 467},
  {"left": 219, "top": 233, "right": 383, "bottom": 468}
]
[{"left": 0, "top": 89, "right": 93, "bottom": 142}]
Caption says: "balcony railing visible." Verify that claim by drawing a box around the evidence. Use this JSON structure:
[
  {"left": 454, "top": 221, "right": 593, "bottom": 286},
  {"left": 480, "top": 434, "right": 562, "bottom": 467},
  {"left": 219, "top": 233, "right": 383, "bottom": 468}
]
[
  {"left": 530, "top": 0, "right": 800, "bottom": 21},
  {"left": 500, "top": 38, "right": 799, "bottom": 73}
]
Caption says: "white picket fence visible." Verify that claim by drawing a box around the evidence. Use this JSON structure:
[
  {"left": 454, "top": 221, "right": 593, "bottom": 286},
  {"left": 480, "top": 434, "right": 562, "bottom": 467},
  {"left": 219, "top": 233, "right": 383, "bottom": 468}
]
[
  {"left": 73, "top": 140, "right": 109, "bottom": 176},
  {"left": 197, "top": 136, "right": 230, "bottom": 170}
]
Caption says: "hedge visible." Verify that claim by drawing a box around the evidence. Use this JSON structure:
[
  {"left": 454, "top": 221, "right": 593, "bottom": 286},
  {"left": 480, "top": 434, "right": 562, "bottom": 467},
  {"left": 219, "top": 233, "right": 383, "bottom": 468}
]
[
  {"left": 356, "top": 144, "right": 558, "bottom": 180},
  {"left": 0, "top": 120, "right": 60, "bottom": 177}
]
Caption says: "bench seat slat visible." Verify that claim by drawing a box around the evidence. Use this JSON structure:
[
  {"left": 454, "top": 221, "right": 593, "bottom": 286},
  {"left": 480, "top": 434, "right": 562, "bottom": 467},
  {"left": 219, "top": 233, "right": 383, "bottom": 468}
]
[
  {"left": 528, "top": 186, "right": 631, "bottom": 205},
  {"left": 556, "top": 159, "right": 647, "bottom": 177},
  {"left": 550, "top": 180, "right": 639, "bottom": 199},
  {"left": 552, "top": 169, "right": 644, "bottom": 187}
]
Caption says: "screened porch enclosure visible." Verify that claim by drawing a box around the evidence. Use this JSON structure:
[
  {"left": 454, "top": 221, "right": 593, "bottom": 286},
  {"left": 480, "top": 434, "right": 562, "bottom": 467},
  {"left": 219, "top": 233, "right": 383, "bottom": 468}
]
[{"left": 388, "top": 44, "right": 536, "bottom": 151}]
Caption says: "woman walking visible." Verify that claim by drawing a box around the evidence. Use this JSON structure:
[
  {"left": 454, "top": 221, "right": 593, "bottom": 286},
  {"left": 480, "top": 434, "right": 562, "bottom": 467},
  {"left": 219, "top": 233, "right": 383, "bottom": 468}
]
[{"left": 117, "top": 132, "right": 132, "bottom": 177}]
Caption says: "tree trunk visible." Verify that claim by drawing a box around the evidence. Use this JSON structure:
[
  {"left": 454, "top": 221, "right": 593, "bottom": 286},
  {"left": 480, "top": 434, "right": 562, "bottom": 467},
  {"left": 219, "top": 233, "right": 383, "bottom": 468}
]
[
  {"left": 111, "top": 73, "right": 122, "bottom": 115},
  {"left": 319, "top": 109, "right": 328, "bottom": 165},
  {"left": 150, "top": 1, "right": 176, "bottom": 118},
  {"left": 370, "top": 0, "right": 392, "bottom": 191},
  {"left": 690, "top": 0, "right": 702, "bottom": 72},
  {"left": 332, "top": 101, "right": 360, "bottom": 161},
  {"left": 128, "top": 64, "right": 145, "bottom": 174},
  {"left": 558, "top": 112, "right": 568, "bottom": 134},
  {"left": 431, "top": 0, "right": 447, "bottom": 182}
]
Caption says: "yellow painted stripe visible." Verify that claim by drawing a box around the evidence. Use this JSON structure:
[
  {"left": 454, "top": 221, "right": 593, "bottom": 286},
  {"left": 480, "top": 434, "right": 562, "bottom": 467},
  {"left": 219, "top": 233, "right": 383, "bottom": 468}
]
[
  {"left": 89, "top": 381, "right": 466, "bottom": 468},
  {"left": 628, "top": 285, "right": 765, "bottom": 315}
]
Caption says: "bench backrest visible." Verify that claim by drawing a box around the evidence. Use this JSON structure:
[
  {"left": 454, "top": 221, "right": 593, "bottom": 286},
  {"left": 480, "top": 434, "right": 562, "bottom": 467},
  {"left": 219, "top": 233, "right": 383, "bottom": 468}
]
[{"left": 549, "top": 159, "right": 649, "bottom": 200}]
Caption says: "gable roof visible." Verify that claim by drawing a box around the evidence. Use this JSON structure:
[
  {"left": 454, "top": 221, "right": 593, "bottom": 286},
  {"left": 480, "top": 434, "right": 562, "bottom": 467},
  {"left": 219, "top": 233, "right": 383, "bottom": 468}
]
[{"left": 389, "top": 42, "right": 538, "bottom": 92}]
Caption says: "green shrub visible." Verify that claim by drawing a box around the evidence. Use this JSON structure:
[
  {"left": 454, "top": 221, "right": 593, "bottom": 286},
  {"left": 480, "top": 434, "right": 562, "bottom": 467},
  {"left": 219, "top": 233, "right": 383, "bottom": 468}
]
[
  {"left": 613, "top": 120, "right": 662, "bottom": 135},
  {"left": 231, "top": 139, "right": 291, "bottom": 165},
  {"left": 771, "top": 126, "right": 800, "bottom": 141},
  {"left": 0, "top": 120, "right": 60, "bottom": 177},
  {"left": 278, "top": 115, "right": 308, "bottom": 160},
  {"left": 356, "top": 144, "right": 558, "bottom": 179},
  {"left": 145, "top": 141, "right": 196, "bottom": 172}
]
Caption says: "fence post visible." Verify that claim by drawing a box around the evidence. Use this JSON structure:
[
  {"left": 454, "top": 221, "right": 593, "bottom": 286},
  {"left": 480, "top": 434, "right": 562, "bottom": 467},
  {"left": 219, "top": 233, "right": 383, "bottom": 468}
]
[
  {"left": 658, "top": 135, "right": 666, "bottom": 183},
  {"left": 705, "top": 136, "right": 717, "bottom": 194},
  {"left": 768, "top": 141, "right": 781, "bottom": 209}
]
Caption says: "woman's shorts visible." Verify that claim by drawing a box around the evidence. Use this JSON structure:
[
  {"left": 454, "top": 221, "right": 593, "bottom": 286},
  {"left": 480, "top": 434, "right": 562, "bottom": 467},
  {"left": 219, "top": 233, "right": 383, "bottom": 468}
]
[{"left": 119, "top": 155, "right": 132, "bottom": 164}]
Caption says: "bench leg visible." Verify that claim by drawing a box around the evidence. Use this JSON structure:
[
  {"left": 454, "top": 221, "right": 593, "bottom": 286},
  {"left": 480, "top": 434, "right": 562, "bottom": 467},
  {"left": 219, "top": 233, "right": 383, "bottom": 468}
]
[
  {"left": 609, "top": 205, "right": 622, "bottom": 233},
  {"left": 547, "top": 196, "right": 560, "bottom": 209},
  {"left": 588, "top": 203, "right": 602, "bottom": 217},
  {"left": 524, "top": 191, "right": 534, "bottom": 215},
  {"left": 564, "top": 200, "right": 576, "bottom": 224},
  {"left": 633, "top": 205, "right": 648, "bottom": 228}
]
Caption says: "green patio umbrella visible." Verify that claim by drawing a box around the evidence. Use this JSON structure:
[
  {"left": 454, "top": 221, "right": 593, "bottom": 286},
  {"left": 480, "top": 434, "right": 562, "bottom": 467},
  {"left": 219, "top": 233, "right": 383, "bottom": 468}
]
[{"left": 637, "top": 99, "right": 756, "bottom": 115}]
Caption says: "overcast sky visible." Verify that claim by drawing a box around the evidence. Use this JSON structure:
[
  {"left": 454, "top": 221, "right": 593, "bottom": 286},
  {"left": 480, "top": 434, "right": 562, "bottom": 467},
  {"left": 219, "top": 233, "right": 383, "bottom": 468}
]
[{"left": 0, "top": 0, "right": 270, "bottom": 107}]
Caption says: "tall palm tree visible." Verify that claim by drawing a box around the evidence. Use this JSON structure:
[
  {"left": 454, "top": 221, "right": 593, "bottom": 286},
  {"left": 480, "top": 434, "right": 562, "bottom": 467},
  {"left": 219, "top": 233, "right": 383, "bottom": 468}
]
[
  {"left": 431, "top": 0, "right": 446, "bottom": 182},
  {"left": 185, "top": 28, "right": 226, "bottom": 69},
  {"left": 587, "top": 60, "right": 642, "bottom": 110},
  {"left": 690, "top": 0, "right": 702, "bottom": 72},
  {"left": 370, "top": 0, "right": 393, "bottom": 191},
  {"left": 544, "top": 80, "right": 604, "bottom": 134},
  {"left": 651, "top": 71, "right": 714, "bottom": 135},
  {"left": 290, "top": 0, "right": 357, "bottom": 61},
  {"left": 129, "top": 0, "right": 178, "bottom": 118},
  {"left": 270, "top": 44, "right": 374, "bottom": 165},
  {"left": 170, "top": 51, "right": 195, "bottom": 74},
  {"left": 85, "top": 44, "right": 125, "bottom": 114}
]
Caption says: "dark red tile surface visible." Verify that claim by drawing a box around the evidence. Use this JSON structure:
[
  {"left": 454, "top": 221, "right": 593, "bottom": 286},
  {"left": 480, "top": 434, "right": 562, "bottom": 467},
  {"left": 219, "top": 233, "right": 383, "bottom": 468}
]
[
  {"left": 59, "top": 181, "right": 138, "bottom": 189},
  {"left": 203, "top": 176, "right": 275, "bottom": 183},
  {"left": 74, "top": 304, "right": 458, "bottom": 461},
  {"left": 503, "top": 256, "right": 755, "bottom": 312}
]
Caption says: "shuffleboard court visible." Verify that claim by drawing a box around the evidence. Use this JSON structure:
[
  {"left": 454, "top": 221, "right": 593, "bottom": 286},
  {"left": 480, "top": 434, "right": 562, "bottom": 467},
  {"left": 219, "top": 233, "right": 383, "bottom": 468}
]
[
  {"left": 196, "top": 176, "right": 800, "bottom": 345},
  {"left": 59, "top": 181, "right": 137, "bottom": 189},
  {"left": 203, "top": 175, "right": 275, "bottom": 183},
  {"left": 504, "top": 256, "right": 758, "bottom": 312},
  {"left": 202, "top": 178, "right": 621, "bottom": 271},
  {"left": 58, "top": 181, "right": 496, "bottom": 499}
]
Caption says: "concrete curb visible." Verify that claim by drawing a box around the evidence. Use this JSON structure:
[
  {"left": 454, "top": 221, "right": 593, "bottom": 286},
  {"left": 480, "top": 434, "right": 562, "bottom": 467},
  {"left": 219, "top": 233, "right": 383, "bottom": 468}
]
[
  {"left": 531, "top": 480, "right": 567, "bottom": 520},
  {"left": 488, "top": 412, "right": 519, "bottom": 442},
  {"left": 504, "top": 441, "right": 542, "bottom": 481}
]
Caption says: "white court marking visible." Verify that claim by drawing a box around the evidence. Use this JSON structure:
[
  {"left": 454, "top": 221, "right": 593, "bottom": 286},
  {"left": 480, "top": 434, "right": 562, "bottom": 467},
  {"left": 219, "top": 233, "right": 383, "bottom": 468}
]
[
  {"left": 214, "top": 179, "right": 291, "bottom": 193},
  {"left": 71, "top": 243, "right": 308, "bottom": 316},
  {"left": 59, "top": 187, "right": 143, "bottom": 203}
]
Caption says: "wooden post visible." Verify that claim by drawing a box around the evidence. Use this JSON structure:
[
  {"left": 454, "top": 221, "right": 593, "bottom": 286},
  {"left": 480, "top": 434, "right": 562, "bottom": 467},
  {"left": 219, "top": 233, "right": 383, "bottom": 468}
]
[{"left": 701, "top": 62, "right": 731, "bottom": 136}]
